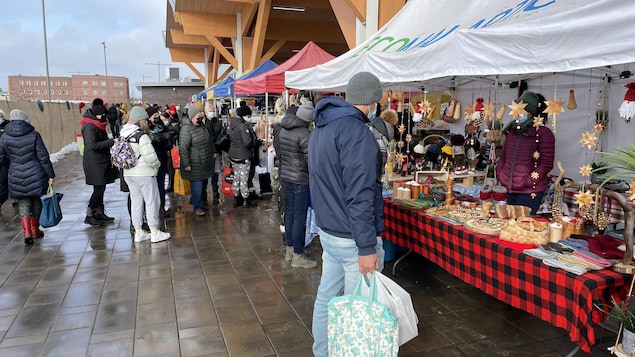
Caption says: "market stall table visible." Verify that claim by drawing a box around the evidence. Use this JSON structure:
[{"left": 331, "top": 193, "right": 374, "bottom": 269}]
[
  {"left": 383, "top": 198, "right": 629, "bottom": 353},
  {"left": 563, "top": 187, "right": 635, "bottom": 225}
]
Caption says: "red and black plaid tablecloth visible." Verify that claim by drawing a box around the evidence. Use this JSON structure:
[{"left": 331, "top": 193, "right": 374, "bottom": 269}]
[{"left": 383, "top": 198, "right": 629, "bottom": 353}]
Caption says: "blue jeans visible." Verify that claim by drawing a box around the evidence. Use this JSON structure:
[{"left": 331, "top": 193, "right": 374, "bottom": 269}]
[
  {"left": 282, "top": 181, "right": 310, "bottom": 254},
  {"left": 210, "top": 172, "right": 219, "bottom": 193},
  {"left": 189, "top": 179, "right": 205, "bottom": 212},
  {"left": 312, "top": 229, "right": 384, "bottom": 357}
]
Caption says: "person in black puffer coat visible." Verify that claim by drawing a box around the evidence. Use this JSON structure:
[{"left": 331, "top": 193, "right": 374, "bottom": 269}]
[
  {"left": 0, "top": 109, "right": 9, "bottom": 211},
  {"left": 0, "top": 109, "right": 55, "bottom": 245},
  {"left": 228, "top": 105, "right": 257, "bottom": 207},
  {"left": 80, "top": 98, "right": 118, "bottom": 227},
  {"left": 279, "top": 98, "right": 318, "bottom": 269},
  {"left": 147, "top": 107, "right": 174, "bottom": 216}
]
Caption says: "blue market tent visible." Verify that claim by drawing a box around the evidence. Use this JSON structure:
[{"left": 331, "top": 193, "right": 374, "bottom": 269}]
[{"left": 197, "top": 60, "right": 277, "bottom": 100}]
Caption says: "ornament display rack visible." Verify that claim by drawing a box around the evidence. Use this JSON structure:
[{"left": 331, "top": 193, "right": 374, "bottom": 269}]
[{"left": 414, "top": 170, "right": 486, "bottom": 187}]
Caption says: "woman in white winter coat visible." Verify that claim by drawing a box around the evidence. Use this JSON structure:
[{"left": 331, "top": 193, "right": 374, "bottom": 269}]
[{"left": 120, "top": 106, "right": 170, "bottom": 243}]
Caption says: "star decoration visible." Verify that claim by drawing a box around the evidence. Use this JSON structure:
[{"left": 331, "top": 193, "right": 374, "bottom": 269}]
[
  {"left": 533, "top": 116, "right": 544, "bottom": 128},
  {"left": 482, "top": 101, "right": 495, "bottom": 120},
  {"left": 627, "top": 179, "right": 635, "bottom": 201},
  {"left": 531, "top": 193, "right": 537, "bottom": 199},
  {"left": 530, "top": 171, "right": 540, "bottom": 180},
  {"left": 395, "top": 153, "right": 405, "bottom": 165},
  {"left": 397, "top": 124, "right": 406, "bottom": 134},
  {"left": 418, "top": 100, "right": 431, "bottom": 114},
  {"left": 579, "top": 131, "right": 598, "bottom": 149},
  {"left": 464, "top": 104, "right": 475, "bottom": 120},
  {"left": 533, "top": 151, "right": 540, "bottom": 160},
  {"left": 579, "top": 164, "right": 592, "bottom": 177},
  {"left": 543, "top": 97, "right": 565, "bottom": 117},
  {"left": 508, "top": 100, "right": 528, "bottom": 119},
  {"left": 593, "top": 123, "right": 604, "bottom": 132},
  {"left": 397, "top": 141, "right": 405, "bottom": 149},
  {"left": 574, "top": 190, "right": 595, "bottom": 208},
  {"left": 405, "top": 134, "right": 413, "bottom": 142}
]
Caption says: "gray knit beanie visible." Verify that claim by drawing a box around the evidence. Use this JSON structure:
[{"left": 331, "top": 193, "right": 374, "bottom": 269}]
[
  {"left": 345, "top": 71, "right": 382, "bottom": 105},
  {"left": 296, "top": 98, "right": 314, "bottom": 122},
  {"left": 10, "top": 109, "right": 30, "bottom": 123},
  {"left": 128, "top": 106, "right": 149, "bottom": 122}
]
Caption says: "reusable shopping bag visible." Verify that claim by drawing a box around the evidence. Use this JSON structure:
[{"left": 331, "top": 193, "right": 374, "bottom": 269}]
[
  {"left": 328, "top": 274, "right": 399, "bottom": 357},
  {"left": 40, "top": 183, "right": 63, "bottom": 228},
  {"left": 174, "top": 169, "right": 191, "bottom": 196},
  {"left": 171, "top": 140, "right": 181, "bottom": 169},
  {"left": 222, "top": 167, "right": 234, "bottom": 196},
  {"left": 360, "top": 271, "right": 419, "bottom": 345},
  {"left": 76, "top": 134, "right": 84, "bottom": 156}
]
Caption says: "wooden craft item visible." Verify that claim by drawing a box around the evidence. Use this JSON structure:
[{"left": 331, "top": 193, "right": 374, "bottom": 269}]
[
  {"left": 465, "top": 218, "right": 503, "bottom": 235},
  {"left": 446, "top": 99, "right": 456, "bottom": 117},
  {"left": 567, "top": 89, "right": 577, "bottom": 110},
  {"left": 496, "top": 104, "right": 507, "bottom": 120},
  {"left": 453, "top": 102, "right": 461, "bottom": 121},
  {"left": 410, "top": 183, "right": 421, "bottom": 199},
  {"left": 499, "top": 218, "right": 549, "bottom": 245}
]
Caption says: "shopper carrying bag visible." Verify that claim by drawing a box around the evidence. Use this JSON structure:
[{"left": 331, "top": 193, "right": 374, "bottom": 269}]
[
  {"left": 328, "top": 274, "right": 399, "bottom": 356},
  {"left": 40, "top": 183, "right": 63, "bottom": 228}
]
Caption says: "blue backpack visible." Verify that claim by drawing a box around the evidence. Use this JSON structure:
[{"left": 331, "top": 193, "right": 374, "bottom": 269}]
[{"left": 110, "top": 131, "right": 144, "bottom": 169}]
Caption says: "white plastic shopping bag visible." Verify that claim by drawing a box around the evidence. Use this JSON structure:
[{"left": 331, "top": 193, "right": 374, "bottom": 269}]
[{"left": 360, "top": 271, "right": 419, "bottom": 345}]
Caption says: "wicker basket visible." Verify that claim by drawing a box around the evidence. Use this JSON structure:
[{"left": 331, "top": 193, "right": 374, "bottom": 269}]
[
  {"left": 465, "top": 218, "right": 503, "bottom": 235},
  {"left": 448, "top": 208, "right": 489, "bottom": 223},
  {"left": 499, "top": 218, "right": 549, "bottom": 245}
]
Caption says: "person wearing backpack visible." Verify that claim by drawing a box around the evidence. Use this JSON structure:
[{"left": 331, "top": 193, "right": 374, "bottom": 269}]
[
  {"left": 81, "top": 98, "right": 118, "bottom": 227},
  {"left": 120, "top": 107, "right": 171, "bottom": 243}
]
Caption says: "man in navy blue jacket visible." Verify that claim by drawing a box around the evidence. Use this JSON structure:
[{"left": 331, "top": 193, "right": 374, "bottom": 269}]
[{"left": 309, "top": 72, "right": 385, "bottom": 356}]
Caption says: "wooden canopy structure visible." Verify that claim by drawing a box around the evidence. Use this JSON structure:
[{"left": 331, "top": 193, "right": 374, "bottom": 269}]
[{"left": 165, "top": 0, "right": 405, "bottom": 87}]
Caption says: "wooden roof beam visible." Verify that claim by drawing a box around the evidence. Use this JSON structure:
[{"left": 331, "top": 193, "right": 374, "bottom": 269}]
[
  {"left": 250, "top": 0, "right": 271, "bottom": 69},
  {"left": 329, "top": 0, "right": 357, "bottom": 48},
  {"left": 169, "top": 47, "right": 205, "bottom": 63},
  {"left": 240, "top": 3, "right": 258, "bottom": 36},
  {"left": 185, "top": 62, "right": 205, "bottom": 82},
  {"left": 341, "top": 0, "right": 365, "bottom": 22},
  {"left": 261, "top": 40, "right": 286, "bottom": 63},
  {"left": 266, "top": 20, "right": 345, "bottom": 43},
  {"left": 169, "top": 28, "right": 209, "bottom": 47},
  {"left": 180, "top": 12, "right": 236, "bottom": 38},
  {"left": 205, "top": 35, "right": 238, "bottom": 69}
]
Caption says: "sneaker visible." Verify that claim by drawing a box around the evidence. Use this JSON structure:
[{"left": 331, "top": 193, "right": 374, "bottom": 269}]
[
  {"left": 285, "top": 246, "right": 293, "bottom": 261},
  {"left": 134, "top": 231, "right": 151, "bottom": 243},
  {"left": 291, "top": 253, "right": 318, "bottom": 268},
  {"left": 151, "top": 230, "right": 171, "bottom": 243}
]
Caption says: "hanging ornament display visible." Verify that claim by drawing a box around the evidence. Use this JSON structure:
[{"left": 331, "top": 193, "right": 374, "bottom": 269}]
[
  {"left": 463, "top": 103, "right": 475, "bottom": 121},
  {"left": 618, "top": 82, "right": 635, "bottom": 123},
  {"left": 579, "top": 131, "right": 598, "bottom": 149},
  {"left": 508, "top": 100, "right": 528, "bottom": 119},
  {"left": 593, "top": 123, "right": 604, "bottom": 132},
  {"left": 543, "top": 98, "right": 566, "bottom": 117},
  {"left": 483, "top": 100, "right": 495, "bottom": 121},
  {"left": 567, "top": 89, "right": 577, "bottom": 110}
]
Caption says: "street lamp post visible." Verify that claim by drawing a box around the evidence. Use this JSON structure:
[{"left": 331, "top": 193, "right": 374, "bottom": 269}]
[
  {"left": 101, "top": 41, "right": 109, "bottom": 103},
  {"left": 41, "top": 0, "right": 51, "bottom": 102}
]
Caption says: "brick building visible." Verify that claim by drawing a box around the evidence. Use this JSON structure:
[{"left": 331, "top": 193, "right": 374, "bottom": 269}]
[
  {"left": 135, "top": 81, "right": 204, "bottom": 107},
  {"left": 7, "top": 74, "right": 129, "bottom": 103}
]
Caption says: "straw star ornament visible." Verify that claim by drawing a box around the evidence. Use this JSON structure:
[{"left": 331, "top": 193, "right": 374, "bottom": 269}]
[
  {"left": 533, "top": 151, "right": 540, "bottom": 160},
  {"left": 508, "top": 100, "right": 528, "bottom": 119},
  {"left": 593, "top": 123, "right": 604, "bottom": 132},
  {"left": 483, "top": 101, "right": 495, "bottom": 120},
  {"left": 533, "top": 116, "right": 544, "bottom": 128},
  {"left": 464, "top": 104, "right": 475, "bottom": 120},
  {"left": 543, "top": 98, "right": 565, "bottom": 117},
  {"left": 579, "top": 131, "right": 598, "bottom": 149},
  {"left": 579, "top": 165, "right": 592, "bottom": 177},
  {"left": 418, "top": 100, "right": 431, "bottom": 114},
  {"left": 627, "top": 179, "right": 635, "bottom": 201},
  {"left": 574, "top": 190, "right": 594, "bottom": 207},
  {"left": 397, "top": 124, "right": 406, "bottom": 134}
]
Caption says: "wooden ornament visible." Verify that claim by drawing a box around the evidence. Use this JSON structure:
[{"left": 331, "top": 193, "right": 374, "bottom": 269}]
[
  {"left": 496, "top": 104, "right": 507, "bottom": 120},
  {"left": 397, "top": 101, "right": 403, "bottom": 113},
  {"left": 446, "top": 99, "right": 457, "bottom": 117},
  {"left": 567, "top": 89, "right": 577, "bottom": 110},
  {"left": 453, "top": 102, "right": 461, "bottom": 120}
]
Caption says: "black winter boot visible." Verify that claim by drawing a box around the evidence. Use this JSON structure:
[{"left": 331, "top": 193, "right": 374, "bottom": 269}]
[
  {"left": 84, "top": 208, "right": 103, "bottom": 227},
  {"left": 94, "top": 204, "right": 114, "bottom": 222},
  {"left": 212, "top": 191, "right": 220, "bottom": 205},
  {"left": 233, "top": 196, "right": 243, "bottom": 208},
  {"left": 243, "top": 197, "right": 256, "bottom": 207}
]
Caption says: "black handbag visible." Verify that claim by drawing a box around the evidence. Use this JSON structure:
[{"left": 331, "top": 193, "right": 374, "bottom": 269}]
[{"left": 215, "top": 130, "right": 231, "bottom": 152}]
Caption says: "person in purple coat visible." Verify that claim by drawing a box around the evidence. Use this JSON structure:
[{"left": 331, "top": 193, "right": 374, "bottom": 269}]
[{"left": 496, "top": 91, "right": 555, "bottom": 214}]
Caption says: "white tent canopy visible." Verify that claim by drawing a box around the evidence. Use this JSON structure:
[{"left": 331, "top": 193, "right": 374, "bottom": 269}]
[{"left": 285, "top": 0, "right": 635, "bottom": 92}]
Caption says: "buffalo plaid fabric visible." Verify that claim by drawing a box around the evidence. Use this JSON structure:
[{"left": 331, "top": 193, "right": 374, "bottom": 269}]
[{"left": 383, "top": 198, "right": 629, "bottom": 353}]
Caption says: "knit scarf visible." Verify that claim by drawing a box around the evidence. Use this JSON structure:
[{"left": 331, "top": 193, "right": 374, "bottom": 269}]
[{"left": 80, "top": 118, "right": 108, "bottom": 131}]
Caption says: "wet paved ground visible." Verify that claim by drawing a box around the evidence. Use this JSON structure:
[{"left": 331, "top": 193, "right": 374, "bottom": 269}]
[{"left": 0, "top": 150, "right": 619, "bottom": 356}]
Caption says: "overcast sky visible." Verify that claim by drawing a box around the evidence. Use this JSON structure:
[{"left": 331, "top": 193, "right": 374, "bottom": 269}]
[{"left": 0, "top": 0, "right": 201, "bottom": 98}]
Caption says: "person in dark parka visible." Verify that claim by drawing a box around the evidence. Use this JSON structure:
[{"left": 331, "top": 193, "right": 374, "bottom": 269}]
[
  {"left": 179, "top": 103, "right": 214, "bottom": 216},
  {"left": 0, "top": 109, "right": 55, "bottom": 245},
  {"left": 0, "top": 109, "right": 10, "bottom": 212},
  {"left": 81, "top": 98, "right": 118, "bottom": 227}
]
